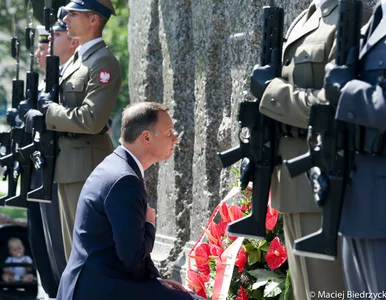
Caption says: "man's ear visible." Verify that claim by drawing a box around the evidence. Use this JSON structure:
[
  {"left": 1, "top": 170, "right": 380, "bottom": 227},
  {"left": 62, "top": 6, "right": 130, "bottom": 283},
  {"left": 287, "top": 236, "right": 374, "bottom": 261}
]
[
  {"left": 71, "top": 38, "right": 80, "bottom": 49},
  {"left": 89, "top": 13, "right": 101, "bottom": 27},
  {"left": 142, "top": 131, "right": 151, "bottom": 143}
]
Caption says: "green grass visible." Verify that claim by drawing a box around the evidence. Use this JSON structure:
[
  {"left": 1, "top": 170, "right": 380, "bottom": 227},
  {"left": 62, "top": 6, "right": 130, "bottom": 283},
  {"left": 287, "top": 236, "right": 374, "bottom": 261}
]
[
  {"left": 0, "top": 183, "right": 28, "bottom": 219},
  {"left": 0, "top": 206, "right": 27, "bottom": 219},
  {"left": 0, "top": 193, "right": 28, "bottom": 219}
]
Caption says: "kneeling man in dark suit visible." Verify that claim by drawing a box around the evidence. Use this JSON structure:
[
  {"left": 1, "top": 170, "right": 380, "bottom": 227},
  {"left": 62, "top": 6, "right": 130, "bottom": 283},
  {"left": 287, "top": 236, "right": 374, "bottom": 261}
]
[{"left": 57, "top": 102, "right": 203, "bottom": 300}]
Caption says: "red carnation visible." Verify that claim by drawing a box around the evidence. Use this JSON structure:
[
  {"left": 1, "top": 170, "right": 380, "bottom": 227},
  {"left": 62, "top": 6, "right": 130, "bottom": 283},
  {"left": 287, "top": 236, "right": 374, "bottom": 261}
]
[{"left": 265, "top": 237, "right": 287, "bottom": 270}]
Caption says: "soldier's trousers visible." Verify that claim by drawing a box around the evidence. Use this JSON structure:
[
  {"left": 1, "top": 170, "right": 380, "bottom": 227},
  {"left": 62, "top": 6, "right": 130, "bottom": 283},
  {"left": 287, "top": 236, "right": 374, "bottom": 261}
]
[
  {"left": 283, "top": 213, "right": 345, "bottom": 300},
  {"left": 57, "top": 181, "right": 85, "bottom": 261},
  {"left": 28, "top": 201, "right": 58, "bottom": 297},
  {"left": 343, "top": 237, "right": 386, "bottom": 297},
  {"left": 39, "top": 182, "right": 66, "bottom": 284},
  {"left": 28, "top": 171, "right": 65, "bottom": 297}
]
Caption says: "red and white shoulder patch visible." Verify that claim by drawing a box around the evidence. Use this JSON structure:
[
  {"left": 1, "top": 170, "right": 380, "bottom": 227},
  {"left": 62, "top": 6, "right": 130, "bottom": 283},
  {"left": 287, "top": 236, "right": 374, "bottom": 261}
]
[{"left": 99, "top": 70, "right": 111, "bottom": 84}]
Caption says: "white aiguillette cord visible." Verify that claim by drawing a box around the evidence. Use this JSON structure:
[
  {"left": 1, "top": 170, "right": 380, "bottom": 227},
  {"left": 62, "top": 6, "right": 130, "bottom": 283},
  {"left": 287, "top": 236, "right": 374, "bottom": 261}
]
[
  {"left": 313, "top": 0, "right": 329, "bottom": 10},
  {"left": 382, "top": 0, "right": 386, "bottom": 22}
]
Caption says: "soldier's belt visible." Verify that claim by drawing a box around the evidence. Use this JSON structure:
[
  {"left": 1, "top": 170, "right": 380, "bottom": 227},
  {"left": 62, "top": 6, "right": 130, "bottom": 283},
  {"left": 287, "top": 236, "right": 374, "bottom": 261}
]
[
  {"left": 349, "top": 125, "right": 386, "bottom": 156},
  {"left": 59, "top": 125, "right": 109, "bottom": 139},
  {"left": 59, "top": 132, "right": 85, "bottom": 138},
  {"left": 278, "top": 124, "right": 307, "bottom": 139}
]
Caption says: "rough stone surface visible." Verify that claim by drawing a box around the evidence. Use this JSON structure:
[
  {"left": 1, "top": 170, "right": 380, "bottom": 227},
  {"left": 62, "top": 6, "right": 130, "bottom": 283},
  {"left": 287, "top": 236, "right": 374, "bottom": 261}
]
[{"left": 128, "top": 0, "right": 378, "bottom": 281}]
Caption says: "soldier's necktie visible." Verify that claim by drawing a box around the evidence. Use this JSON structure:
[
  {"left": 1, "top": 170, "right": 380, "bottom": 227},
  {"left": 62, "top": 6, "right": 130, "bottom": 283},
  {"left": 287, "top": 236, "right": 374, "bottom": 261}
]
[{"left": 73, "top": 51, "right": 79, "bottom": 63}]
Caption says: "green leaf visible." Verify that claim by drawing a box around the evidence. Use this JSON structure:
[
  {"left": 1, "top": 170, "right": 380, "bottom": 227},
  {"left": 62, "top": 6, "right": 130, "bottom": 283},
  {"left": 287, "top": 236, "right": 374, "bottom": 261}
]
[
  {"left": 248, "top": 250, "right": 259, "bottom": 265},
  {"left": 256, "top": 249, "right": 262, "bottom": 263},
  {"left": 263, "top": 278, "right": 284, "bottom": 298},
  {"left": 248, "top": 269, "right": 285, "bottom": 280},
  {"left": 279, "top": 291, "right": 286, "bottom": 300},
  {"left": 252, "top": 279, "right": 269, "bottom": 290},
  {"left": 244, "top": 243, "right": 256, "bottom": 253},
  {"left": 257, "top": 239, "right": 267, "bottom": 249},
  {"left": 251, "top": 289, "right": 264, "bottom": 300},
  {"left": 260, "top": 242, "right": 269, "bottom": 252},
  {"left": 230, "top": 168, "right": 240, "bottom": 177},
  {"left": 280, "top": 270, "right": 295, "bottom": 300}
]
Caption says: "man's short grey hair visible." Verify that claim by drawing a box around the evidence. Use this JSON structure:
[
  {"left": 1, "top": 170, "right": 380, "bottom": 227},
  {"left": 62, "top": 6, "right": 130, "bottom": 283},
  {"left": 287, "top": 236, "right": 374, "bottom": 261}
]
[{"left": 120, "top": 102, "right": 169, "bottom": 143}]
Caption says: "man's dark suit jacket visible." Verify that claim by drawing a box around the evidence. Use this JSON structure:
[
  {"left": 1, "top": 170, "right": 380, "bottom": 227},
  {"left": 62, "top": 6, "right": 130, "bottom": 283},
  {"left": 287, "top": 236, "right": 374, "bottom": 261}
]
[{"left": 56, "top": 146, "right": 192, "bottom": 300}]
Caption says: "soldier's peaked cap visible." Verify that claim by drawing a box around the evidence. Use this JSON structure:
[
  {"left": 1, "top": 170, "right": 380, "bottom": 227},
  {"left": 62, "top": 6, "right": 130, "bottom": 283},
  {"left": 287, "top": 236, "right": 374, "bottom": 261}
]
[
  {"left": 64, "top": 0, "right": 116, "bottom": 20},
  {"left": 53, "top": 7, "right": 68, "bottom": 31},
  {"left": 36, "top": 25, "right": 49, "bottom": 43}
]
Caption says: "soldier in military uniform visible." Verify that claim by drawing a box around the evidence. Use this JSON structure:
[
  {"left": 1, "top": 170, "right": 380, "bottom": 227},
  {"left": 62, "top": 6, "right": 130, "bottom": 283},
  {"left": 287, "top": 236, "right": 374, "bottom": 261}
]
[
  {"left": 23, "top": 10, "right": 80, "bottom": 298},
  {"left": 39, "top": 7, "right": 80, "bottom": 283},
  {"left": 27, "top": 0, "right": 121, "bottom": 261},
  {"left": 324, "top": 0, "right": 386, "bottom": 294},
  {"left": 249, "top": 1, "right": 369, "bottom": 298},
  {"left": 40, "top": 6, "right": 80, "bottom": 287},
  {"left": 22, "top": 25, "right": 60, "bottom": 299},
  {"left": 34, "top": 25, "right": 49, "bottom": 76}
]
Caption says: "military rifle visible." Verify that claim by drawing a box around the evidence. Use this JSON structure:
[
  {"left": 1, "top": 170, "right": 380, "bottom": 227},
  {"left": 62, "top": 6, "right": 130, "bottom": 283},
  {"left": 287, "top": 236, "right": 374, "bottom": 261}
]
[
  {"left": 283, "top": 0, "right": 362, "bottom": 260},
  {"left": 3, "top": 3, "right": 38, "bottom": 208},
  {"left": 22, "top": 0, "right": 59, "bottom": 203},
  {"left": 0, "top": 14, "right": 26, "bottom": 206},
  {"left": 217, "top": 0, "right": 283, "bottom": 238}
]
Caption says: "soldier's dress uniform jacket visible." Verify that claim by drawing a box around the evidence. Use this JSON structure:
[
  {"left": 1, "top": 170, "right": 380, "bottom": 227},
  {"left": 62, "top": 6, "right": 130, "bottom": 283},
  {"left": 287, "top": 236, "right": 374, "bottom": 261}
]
[
  {"left": 45, "top": 40, "right": 121, "bottom": 260},
  {"left": 258, "top": 1, "right": 350, "bottom": 299},
  {"left": 47, "top": 40, "right": 120, "bottom": 183},
  {"left": 334, "top": 2, "right": 386, "bottom": 292},
  {"left": 260, "top": 1, "right": 339, "bottom": 214}
]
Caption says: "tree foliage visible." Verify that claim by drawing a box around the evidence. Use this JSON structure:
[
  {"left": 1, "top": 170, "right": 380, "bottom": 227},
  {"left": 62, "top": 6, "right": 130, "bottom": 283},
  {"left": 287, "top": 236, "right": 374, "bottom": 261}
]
[
  {"left": 29, "top": 0, "right": 129, "bottom": 24},
  {"left": 103, "top": 1, "right": 130, "bottom": 114},
  {"left": 0, "top": 0, "right": 130, "bottom": 118}
]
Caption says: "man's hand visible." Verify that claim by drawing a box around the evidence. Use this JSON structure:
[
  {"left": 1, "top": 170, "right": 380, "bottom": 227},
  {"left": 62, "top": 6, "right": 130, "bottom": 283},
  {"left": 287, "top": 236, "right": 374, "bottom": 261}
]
[
  {"left": 308, "top": 167, "right": 329, "bottom": 207},
  {"left": 159, "top": 279, "right": 188, "bottom": 293},
  {"left": 239, "top": 158, "right": 252, "bottom": 190},
  {"left": 37, "top": 91, "right": 54, "bottom": 115},
  {"left": 250, "top": 48, "right": 280, "bottom": 99},
  {"left": 24, "top": 109, "right": 43, "bottom": 134},
  {"left": 146, "top": 204, "right": 156, "bottom": 226},
  {"left": 6, "top": 108, "right": 18, "bottom": 127},
  {"left": 18, "top": 100, "right": 32, "bottom": 122},
  {"left": 1, "top": 166, "right": 8, "bottom": 181},
  {"left": 324, "top": 63, "right": 355, "bottom": 105}
]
